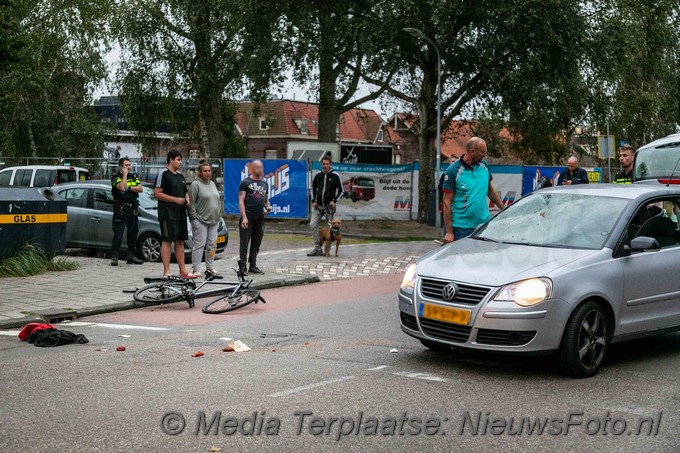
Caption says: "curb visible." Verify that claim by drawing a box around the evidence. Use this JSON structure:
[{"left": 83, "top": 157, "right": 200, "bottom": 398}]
[
  {"left": 0, "top": 275, "right": 321, "bottom": 330},
  {"left": 266, "top": 228, "right": 430, "bottom": 241}
]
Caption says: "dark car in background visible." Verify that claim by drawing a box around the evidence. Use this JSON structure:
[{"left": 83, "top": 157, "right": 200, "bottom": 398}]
[{"left": 53, "top": 181, "right": 228, "bottom": 262}]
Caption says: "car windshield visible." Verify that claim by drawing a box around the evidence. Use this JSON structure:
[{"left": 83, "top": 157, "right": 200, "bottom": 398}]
[
  {"left": 635, "top": 144, "right": 680, "bottom": 180},
  {"left": 474, "top": 193, "right": 631, "bottom": 250},
  {"left": 138, "top": 186, "right": 158, "bottom": 209}
]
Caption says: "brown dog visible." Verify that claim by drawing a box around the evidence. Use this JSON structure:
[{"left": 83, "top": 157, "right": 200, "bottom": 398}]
[{"left": 319, "top": 219, "right": 343, "bottom": 257}]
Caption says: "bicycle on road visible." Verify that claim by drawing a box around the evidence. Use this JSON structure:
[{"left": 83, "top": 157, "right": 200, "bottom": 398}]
[{"left": 133, "top": 269, "right": 265, "bottom": 313}]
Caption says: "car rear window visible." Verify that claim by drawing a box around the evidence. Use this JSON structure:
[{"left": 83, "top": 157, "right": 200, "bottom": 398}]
[
  {"left": 14, "top": 169, "right": 32, "bottom": 186},
  {"left": 34, "top": 169, "right": 56, "bottom": 187},
  {"left": 0, "top": 170, "right": 11, "bottom": 186},
  {"left": 56, "top": 170, "right": 77, "bottom": 184}
]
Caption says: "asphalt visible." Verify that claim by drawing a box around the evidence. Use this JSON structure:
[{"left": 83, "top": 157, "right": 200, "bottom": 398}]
[{"left": 0, "top": 275, "right": 678, "bottom": 452}]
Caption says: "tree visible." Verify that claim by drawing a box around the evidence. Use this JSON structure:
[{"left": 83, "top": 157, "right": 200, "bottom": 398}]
[
  {"left": 282, "top": 0, "right": 390, "bottom": 142},
  {"left": 356, "top": 0, "right": 591, "bottom": 221},
  {"left": 115, "top": 0, "right": 282, "bottom": 158},
  {"left": 0, "top": 0, "right": 111, "bottom": 159}
]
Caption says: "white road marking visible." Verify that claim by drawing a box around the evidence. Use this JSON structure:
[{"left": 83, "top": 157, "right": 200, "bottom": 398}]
[
  {"left": 393, "top": 372, "right": 448, "bottom": 382},
  {"left": 268, "top": 375, "right": 355, "bottom": 398},
  {"left": 0, "top": 330, "right": 21, "bottom": 337},
  {"left": 367, "top": 365, "right": 390, "bottom": 371},
  {"left": 57, "top": 321, "right": 96, "bottom": 327},
  {"left": 87, "top": 323, "right": 169, "bottom": 331}
]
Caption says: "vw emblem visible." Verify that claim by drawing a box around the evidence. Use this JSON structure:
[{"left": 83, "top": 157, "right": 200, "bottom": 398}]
[{"left": 441, "top": 283, "right": 458, "bottom": 301}]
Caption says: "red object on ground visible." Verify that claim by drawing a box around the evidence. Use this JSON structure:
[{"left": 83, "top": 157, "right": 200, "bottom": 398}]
[
  {"left": 18, "top": 323, "right": 55, "bottom": 341},
  {"left": 116, "top": 346, "right": 126, "bottom": 351}
]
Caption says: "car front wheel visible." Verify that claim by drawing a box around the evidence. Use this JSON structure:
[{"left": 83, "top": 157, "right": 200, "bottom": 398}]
[
  {"left": 557, "top": 301, "right": 611, "bottom": 378},
  {"left": 138, "top": 233, "right": 162, "bottom": 262}
]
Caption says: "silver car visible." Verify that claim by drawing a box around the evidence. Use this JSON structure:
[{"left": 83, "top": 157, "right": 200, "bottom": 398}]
[
  {"left": 54, "top": 181, "right": 229, "bottom": 262},
  {"left": 400, "top": 184, "right": 680, "bottom": 377}
]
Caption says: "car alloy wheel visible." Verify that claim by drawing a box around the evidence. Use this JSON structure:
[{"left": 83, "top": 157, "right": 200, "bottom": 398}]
[
  {"left": 139, "top": 234, "right": 161, "bottom": 262},
  {"left": 558, "top": 301, "right": 610, "bottom": 378}
]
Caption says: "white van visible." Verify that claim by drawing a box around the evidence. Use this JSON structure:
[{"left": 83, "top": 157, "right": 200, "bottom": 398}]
[
  {"left": 634, "top": 133, "right": 680, "bottom": 185},
  {"left": 0, "top": 165, "right": 90, "bottom": 187}
]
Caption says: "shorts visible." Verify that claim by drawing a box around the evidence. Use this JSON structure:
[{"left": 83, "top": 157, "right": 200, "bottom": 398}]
[{"left": 160, "top": 219, "right": 188, "bottom": 242}]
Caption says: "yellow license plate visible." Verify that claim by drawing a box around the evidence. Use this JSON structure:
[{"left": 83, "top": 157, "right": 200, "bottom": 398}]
[
  {"left": 216, "top": 236, "right": 226, "bottom": 244},
  {"left": 421, "top": 303, "right": 471, "bottom": 326}
]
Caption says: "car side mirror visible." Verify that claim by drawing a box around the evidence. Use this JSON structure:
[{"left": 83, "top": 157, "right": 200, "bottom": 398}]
[{"left": 624, "top": 236, "right": 661, "bottom": 254}]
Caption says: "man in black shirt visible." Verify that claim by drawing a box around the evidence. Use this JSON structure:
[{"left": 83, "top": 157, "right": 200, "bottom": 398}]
[
  {"left": 238, "top": 160, "right": 271, "bottom": 275},
  {"left": 154, "top": 150, "right": 193, "bottom": 279},
  {"left": 557, "top": 156, "right": 590, "bottom": 185},
  {"left": 110, "top": 157, "right": 144, "bottom": 266},
  {"left": 307, "top": 155, "right": 344, "bottom": 256}
]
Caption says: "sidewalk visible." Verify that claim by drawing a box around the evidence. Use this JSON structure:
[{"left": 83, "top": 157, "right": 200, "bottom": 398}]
[{"left": 0, "top": 238, "right": 436, "bottom": 328}]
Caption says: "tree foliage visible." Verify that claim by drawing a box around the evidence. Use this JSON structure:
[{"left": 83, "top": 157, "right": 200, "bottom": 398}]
[
  {"left": 114, "top": 0, "right": 283, "bottom": 158},
  {"left": 0, "top": 0, "right": 111, "bottom": 159}
]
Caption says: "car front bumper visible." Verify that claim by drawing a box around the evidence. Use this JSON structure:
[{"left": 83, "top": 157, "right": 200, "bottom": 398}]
[{"left": 398, "top": 284, "right": 571, "bottom": 354}]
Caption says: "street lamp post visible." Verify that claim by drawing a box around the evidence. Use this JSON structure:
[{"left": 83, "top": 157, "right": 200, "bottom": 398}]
[{"left": 403, "top": 27, "right": 442, "bottom": 231}]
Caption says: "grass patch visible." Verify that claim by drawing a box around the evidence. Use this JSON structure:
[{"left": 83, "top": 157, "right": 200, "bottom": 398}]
[{"left": 0, "top": 245, "right": 80, "bottom": 278}]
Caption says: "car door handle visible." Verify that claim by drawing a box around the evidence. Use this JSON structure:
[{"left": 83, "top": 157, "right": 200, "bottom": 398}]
[{"left": 90, "top": 217, "right": 101, "bottom": 222}]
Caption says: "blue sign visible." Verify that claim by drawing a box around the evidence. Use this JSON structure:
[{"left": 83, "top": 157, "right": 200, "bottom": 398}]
[
  {"left": 521, "top": 166, "right": 603, "bottom": 196},
  {"left": 223, "top": 159, "right": 309, "bottom": 219}
]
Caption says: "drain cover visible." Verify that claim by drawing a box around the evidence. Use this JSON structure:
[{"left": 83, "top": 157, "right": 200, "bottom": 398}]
[{"left": 34, "top": 308, "right": 77, "bottom": 324}]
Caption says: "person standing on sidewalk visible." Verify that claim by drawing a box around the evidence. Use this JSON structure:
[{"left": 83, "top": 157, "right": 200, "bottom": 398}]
[
  {"left": 110, "top": 157, "right": 144, "bottom": 266},
  {"left": 613, "top": 145, "right": 635, "bottom": 184},
  {"left": 443, "top": 137, "right": 504, "bottom": 243},
  {"left": 238, "top": 160, "right": 271, "bottom": 275},
  {"left": 188, "top": 160, "right": 222, "bottom": 277},
  {"left": 307, "top": 155, "right": 344, "bottom": 257},
  {"left": 557, "top": 156, "right": 590, "bottom": 185},
  {"left": 154, "top": 150, "right": 194, "bottom": 279}
]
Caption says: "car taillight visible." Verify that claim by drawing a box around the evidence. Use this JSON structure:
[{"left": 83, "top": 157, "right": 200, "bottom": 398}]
[
  {"left": 657, "top": 178, "right": 680, "bottom": 184},
  {"left": 53, "top": 176, "right": 58, "bottom": 185}
]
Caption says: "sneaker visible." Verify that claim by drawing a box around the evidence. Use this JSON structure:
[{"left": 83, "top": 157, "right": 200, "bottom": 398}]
[
  {"left": 248, "top": 266, "right": 264, "bottom": 274},
  {"left": 307, "top": 249, "right": 323, "bottom": 257},
  {"left": 205, "top": 268, "right": 220, "bottom": 277},
  {"left": 127, "top": 255, "right": 144, "bottom": 265},
  {"left": 111, "top": 254, "right": 118, "bottom": 266}
]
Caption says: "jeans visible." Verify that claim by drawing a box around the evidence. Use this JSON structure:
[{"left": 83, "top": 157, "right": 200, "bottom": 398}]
[
  {"left": 238, "top": 212, "right": 265, "bottom": 269},
  {"left": 310, "top": 205, "right": 334, "bottom": 251},
  {"left": 190, "top": 219, "right": 218, "bottom": 273},
  {"left": 453, "top": 227, "right": 476, "bottom": 240},
  {"left": 111, "top": 203, "right": 138, "bottom": 256}
]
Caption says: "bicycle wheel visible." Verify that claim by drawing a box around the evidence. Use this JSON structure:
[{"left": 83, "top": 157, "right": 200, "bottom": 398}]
[
  {"left": 133, "top": 282, "right": 188, "bottom": 304},
  {"left": 202, "top": 289, "right": 261, "bottom": 314}
]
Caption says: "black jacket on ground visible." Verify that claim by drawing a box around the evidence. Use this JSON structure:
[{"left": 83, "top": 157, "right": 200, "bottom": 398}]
[{"left": 311, "top": 169, "right": 344, "bottom": 206}]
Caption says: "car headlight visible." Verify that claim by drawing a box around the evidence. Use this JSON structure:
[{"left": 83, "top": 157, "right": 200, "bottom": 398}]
[
  {"left": 494, "top": 278, "right": 552, "bottom": 307},
  {"left": 401, "top": 264, "right": 417, "bottom": 289}
]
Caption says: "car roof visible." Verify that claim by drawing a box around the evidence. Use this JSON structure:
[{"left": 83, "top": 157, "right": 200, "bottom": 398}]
[
  {"left": 637, "top": 133, "right": 680, "bottom": 151},
  {"left": 0, "top": 165, "right": 88, "bottom": 171},
  {"left": 537, "top": 183, "right": 680, "bottom": 199}
]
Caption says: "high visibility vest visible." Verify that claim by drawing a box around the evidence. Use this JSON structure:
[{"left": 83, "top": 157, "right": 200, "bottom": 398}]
[{"left": 613, "top": 171, "right": 632, "bottom": 184}]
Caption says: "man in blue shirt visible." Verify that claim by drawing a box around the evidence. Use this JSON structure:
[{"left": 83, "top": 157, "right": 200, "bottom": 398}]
[
  {"left": 557, "top": 156, "right": 590, "bottom": 185},
  {"left": 442, "top": 137, "right": 505, "bottom": 243}
]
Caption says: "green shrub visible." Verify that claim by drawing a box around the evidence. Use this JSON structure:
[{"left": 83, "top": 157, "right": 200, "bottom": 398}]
[{"left": 0, "top": 245, "right": 79, "bottom": 278}]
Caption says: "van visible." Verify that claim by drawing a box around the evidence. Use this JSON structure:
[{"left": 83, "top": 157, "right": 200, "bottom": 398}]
[
  {"left": 0, "top": 165, "right": 90, "bottom": 187},
  {"left": 634, "top": 133, "right": 680, "bottom": 184}
]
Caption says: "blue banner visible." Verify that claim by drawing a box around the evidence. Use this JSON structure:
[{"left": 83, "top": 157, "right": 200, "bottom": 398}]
[
  {"left": 223, "top": 159, "right": 309, "bottom": 219},
  {"left": 522, "top": 166, "right": 603, "bottom": 196}
]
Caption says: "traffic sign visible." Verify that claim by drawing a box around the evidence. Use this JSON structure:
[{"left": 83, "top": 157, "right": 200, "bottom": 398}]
[{"left": 598, "top": 135, "right": 615, "bottom": 159}]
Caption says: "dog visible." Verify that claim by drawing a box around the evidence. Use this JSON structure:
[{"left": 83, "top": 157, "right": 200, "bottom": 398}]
[{"left": 319, "top": 219, "right": 343, "bottom": 257}]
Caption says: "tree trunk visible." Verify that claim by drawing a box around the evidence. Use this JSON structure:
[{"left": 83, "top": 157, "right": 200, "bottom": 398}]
[
  {"left": 316, "top": 6, "right": 340, "bottom": 143},
  {"left": 416, "top": 103, "right": 436, "bottom": 223}
]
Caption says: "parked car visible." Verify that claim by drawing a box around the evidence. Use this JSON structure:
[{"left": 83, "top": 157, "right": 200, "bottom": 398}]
[
  {"left": 0, "top": 165, "right": 89, "bottom": 187},
  {"left": 399, "top": 184, "right": 680, "bottom": 377},
  {"left": 634, "top": 133, "right": 680, "bottom": 185},
  {"left": 53, "top": 181, "right": 228, "bottom": 262},
  {"left": 343, "top": 176, "right": 375, "bottom": 202}
]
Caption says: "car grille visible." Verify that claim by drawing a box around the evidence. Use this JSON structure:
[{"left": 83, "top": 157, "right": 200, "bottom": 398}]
[
  {"left": 419, "top": 278, "right": 491, "bottom": 305},
  {"left": 400, "top": 312, "right": 419, "bottom": 331},
  {"left": 419, "top": 318, "right": 472, "bottom": 343},
  {"left": 476, "top": 329, "right": 536, "bottom": 346}
]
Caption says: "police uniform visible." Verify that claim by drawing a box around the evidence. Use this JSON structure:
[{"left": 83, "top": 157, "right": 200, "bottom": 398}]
[
  {"left": 111, "top": 171, "right": 143, "bottom": 265},
  {"left": 613, "top": 169, "right": 633, "bottom": 184}
]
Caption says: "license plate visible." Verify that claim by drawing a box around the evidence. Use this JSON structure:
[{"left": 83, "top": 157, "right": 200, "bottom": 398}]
[
  {"left": 216, "top": 236, "right": 226, "bottom": 244},
  {"left": 420, "top": 303, "right": 471, "bottom": 326}
]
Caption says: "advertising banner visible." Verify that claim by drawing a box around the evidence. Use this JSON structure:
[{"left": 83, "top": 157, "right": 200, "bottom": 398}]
[
  {"left": 439, "top": 164, "right": 523, "bottom": 214},
  {"left": 312, "top": 162, "right": 416, "bottom": 220},
  {"left": 223, "top": 159, "right": 309, "bottom": 219},
  {"left": 521, "top": 166, "right": 603, "bottom": 196}
]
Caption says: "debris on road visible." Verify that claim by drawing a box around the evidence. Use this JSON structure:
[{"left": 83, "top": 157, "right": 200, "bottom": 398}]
[
  {"left": 222, "top": 346, "right": 235, "bottom": 352},
  {"left": 95, "top": 348, "right": 107, "bottom": 352},
  {"left": 116, "top": 346, "right": 126, "bottom": 351},
  {"left": 117, "top": 335, "right": 131, "bottom": 338},
  {"left": 219, "top": 337, "right": 232, "bottom": 341},
  {"left": 208, "top": 447, "right": 222, "bottom": 452},
  {"left": 272, "top": 348, "right": 277, "bottom": 352},
  {"left": 390, "top": 348, "right": 398, "bottom": 353},
  {"left": 192, "top": 351, "right": 204, "bottom": 357},
  {"left": 228, "top": 340, "right": 251, "bottom": 352}
]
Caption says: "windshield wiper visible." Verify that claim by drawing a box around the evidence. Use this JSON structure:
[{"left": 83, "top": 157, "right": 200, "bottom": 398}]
[
  {"left": 470, "top": 235, "right": 498, "bottom": 243},
  {"left": 501, "top": 241, "right": 559, "bottom": 248}
]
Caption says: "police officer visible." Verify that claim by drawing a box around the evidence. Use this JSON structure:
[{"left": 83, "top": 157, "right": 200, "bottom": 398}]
[
  {"left": 111, "top": 157, "right": 144, "bottom": 266},
  {"left": 613, "top": 145, "right": 635, "bottom": 184}
]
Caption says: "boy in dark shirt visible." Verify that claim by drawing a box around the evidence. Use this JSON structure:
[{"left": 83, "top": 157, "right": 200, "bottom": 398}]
[
  {"left": 238, "top": 160, "right": 271, "bottom": 275},
  {"left": 154, "top": 150, "right": 193, "bottom": 278}
]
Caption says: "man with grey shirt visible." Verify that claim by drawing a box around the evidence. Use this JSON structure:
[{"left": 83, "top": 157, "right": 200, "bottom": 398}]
[{"left": 188, "top": 160, "right": 222, "bottom": 277}]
